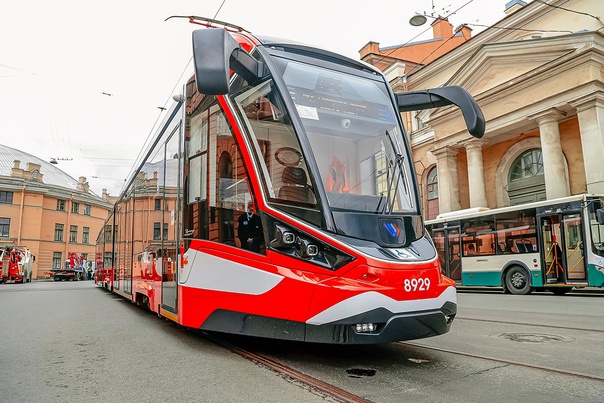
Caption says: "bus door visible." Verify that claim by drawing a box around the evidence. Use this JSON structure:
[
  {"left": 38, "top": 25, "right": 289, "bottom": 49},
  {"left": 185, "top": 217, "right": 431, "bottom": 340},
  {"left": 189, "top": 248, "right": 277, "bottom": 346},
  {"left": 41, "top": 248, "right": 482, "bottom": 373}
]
[
  {"left": 539, "top": 213, "right": 586, "bottom": 284},
  {"left": 433, "top": 227, "right": 462, "bottom": 282}
]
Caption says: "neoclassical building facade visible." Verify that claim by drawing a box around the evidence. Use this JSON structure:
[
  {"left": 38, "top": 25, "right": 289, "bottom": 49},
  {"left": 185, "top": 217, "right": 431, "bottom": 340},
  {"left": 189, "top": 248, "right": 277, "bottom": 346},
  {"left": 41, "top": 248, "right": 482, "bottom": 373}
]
[
  {"left": 361, "top": 0, "right": 603, "bottom": 218},
  {"left": 0, "top": 144, "right": 113, "bottom": 279}
]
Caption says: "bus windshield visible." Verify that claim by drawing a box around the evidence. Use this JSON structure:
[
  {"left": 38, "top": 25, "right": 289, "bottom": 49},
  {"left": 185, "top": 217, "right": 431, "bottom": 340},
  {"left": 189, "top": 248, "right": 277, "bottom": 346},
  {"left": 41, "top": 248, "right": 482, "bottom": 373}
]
[
  {"left": 276, "top": 58, "right": 415, "bottom": 214},
  {"left": 589, "top": 199, "right": 604, "bottom": 257}
]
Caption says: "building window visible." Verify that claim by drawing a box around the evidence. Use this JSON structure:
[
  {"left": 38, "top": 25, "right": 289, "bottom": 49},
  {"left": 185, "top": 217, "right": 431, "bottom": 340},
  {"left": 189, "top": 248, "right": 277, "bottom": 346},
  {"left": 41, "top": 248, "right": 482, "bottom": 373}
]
[
  {"left": 153, "top": 222, "right": 161, "bottom": 240},
  {"left": 52, "top": 252, "right": 62, "bottom": 269},
  {"left": 0, "top": 191, "right": 13, "bottom": 204},
  {"left": 104, "top": 252, "right": 112, "bottom": 268},
  {"left": 55, "top": 224, "right": 64, "bottom": 241},
  {"left": 508, "top": 148, "right": 546, "bottom": 205},
  {"left": 155, "top": 199, "right": 162, "bottom": 210},
  {"left": 104, "top": 225, "right": 112, "bottom": 242},
  {"left": 83, "top": 227, "right": 90, "bottom": 244},
  {"left": 57, "top": 199, "right": 66, "bottom": 211},
  {"left": 69, "top": 225, "right": 78, "bottom": 243},
  {"left": 0, "top": 218, "right": 9, "bottom": 237},
  {"left": 510, "top": 149, "right": 544, "bottom": 181},
  {"left": 426, "top": 166, "right": 439, "bottom": 220},
  {"left": 163, "top": 223, "right": 168, "bottom": 240},
  {"left": 83, "top": 204, "right": 91, "bottom": 215},
  {"left": 71, "top": 202, "right": 80, "bottom": 214}
]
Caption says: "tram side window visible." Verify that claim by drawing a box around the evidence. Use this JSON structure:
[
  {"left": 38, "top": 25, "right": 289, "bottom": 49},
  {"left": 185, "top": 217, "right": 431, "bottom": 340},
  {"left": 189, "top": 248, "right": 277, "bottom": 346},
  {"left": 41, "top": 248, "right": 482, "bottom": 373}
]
[
  {"left": 187, "top": 113, "right": 208, "bottom": 204},
  {"left": 495, "top": 211, "right": 537, "bottom": 255},
  {"left": 461, "top": 218, "right": 495, "bottom": 256},
  {"left": 184, "top": 96, "right": 264, "bottom": 253},
  {"left": 231, "top": 77, "right": 317, "bottom": 207}
]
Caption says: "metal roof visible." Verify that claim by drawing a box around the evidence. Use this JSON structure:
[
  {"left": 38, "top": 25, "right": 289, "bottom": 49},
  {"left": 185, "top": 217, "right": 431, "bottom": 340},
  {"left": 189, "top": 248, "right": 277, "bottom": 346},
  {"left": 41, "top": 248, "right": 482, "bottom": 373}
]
[{"left": 0, "top": 143, "right": 104, "bottom": 201}]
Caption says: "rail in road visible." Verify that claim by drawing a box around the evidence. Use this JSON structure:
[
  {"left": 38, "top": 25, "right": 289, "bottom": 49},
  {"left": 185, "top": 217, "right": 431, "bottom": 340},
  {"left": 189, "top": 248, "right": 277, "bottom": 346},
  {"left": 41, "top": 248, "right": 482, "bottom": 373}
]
[
  {"left": 3, "top": 281, "right": 602, "bottom": 403},
  {"left": 211, "top": 291, "right": 604, "bottom": 403}
]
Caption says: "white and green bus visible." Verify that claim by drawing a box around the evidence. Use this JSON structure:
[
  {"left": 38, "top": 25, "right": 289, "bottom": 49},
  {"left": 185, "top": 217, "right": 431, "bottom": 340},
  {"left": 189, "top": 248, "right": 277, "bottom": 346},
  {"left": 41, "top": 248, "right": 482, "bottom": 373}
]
[{"left": 425, "top": 194, "right": 604, "bottom": 295}]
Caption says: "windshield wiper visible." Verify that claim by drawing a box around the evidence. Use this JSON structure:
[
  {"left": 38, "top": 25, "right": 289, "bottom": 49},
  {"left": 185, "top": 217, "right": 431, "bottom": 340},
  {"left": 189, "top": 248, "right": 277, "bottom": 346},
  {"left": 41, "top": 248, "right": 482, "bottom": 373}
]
[{"left": 384, "top": 129, "right": 409, "bottom": 214}]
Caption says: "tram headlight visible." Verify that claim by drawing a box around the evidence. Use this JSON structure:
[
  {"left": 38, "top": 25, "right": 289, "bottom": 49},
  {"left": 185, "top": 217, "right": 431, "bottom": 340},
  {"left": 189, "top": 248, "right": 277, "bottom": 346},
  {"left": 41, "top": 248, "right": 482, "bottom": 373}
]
[
  {"left": 354, "top": 323, "right": 377, "bottom": 333},
  {"left": 267, "top": 218, "right": 354, "bottom": 270},
  {"left": 296, "top": 237, "right": 319, "bottom": 258},
  {"left": 269, "top": 224, "right": 296, "bottom": 248}
]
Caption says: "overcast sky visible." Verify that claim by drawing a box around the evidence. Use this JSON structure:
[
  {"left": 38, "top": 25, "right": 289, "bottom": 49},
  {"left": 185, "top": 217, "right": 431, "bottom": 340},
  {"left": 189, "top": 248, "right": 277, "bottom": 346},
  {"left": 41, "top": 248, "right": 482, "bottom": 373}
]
[{"left": 0, "top": 0, "right": 511, "bottom": 196}]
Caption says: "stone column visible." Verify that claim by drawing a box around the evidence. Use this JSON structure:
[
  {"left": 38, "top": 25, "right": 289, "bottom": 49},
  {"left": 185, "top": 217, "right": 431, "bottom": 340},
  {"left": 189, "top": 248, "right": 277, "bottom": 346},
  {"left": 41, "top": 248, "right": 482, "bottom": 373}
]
[
  {"left": 432, "top": 146, "right": 461, "bottom": 213},
  {"left": 529, "top": 108, "right": 569, "bottom": 200},
  {"left": 464, "top": 140, "right": 488, "bottom": 208},
  {"left": 570, "top": 93, "right": 604, "bottom": 194}
]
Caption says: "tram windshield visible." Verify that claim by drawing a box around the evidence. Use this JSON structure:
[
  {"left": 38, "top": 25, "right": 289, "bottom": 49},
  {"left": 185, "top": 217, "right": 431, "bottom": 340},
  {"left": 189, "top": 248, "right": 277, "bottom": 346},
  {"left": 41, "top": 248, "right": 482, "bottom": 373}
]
[
  {"left": 277, "top": 58, "right": 415, "bottom": 214},
  {"left": 231, "top": 55, "right": 415, "bottom": 216}
]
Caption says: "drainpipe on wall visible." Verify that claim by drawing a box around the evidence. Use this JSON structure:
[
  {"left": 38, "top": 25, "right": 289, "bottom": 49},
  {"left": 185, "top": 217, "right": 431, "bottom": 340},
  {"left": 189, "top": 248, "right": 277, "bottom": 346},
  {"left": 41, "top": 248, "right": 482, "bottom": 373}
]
[
  {"left": 65, "top": 194, "right": 74, "bottom": 257},
  {"left": 17, "top": 184, "right": 26, "bottom": 245}
]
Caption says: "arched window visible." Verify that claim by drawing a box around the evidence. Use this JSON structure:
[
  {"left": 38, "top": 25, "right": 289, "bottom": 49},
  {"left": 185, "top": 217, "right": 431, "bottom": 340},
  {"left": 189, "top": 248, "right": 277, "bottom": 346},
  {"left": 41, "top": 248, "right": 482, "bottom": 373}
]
[
  {"left": 508, "top": 148, "right": 546, "bottom": 205},
  {"left": 426, "top": 166, "right": 439, "bottom": 220},
  {"left": 510, "top": 148, "right": 543, "bottom": 181}
]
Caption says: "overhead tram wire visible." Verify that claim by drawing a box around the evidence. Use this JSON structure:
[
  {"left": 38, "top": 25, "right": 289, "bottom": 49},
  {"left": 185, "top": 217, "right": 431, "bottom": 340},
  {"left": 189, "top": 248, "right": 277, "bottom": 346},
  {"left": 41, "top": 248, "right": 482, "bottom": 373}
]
[
  {"left": 377, "top": 0, "right": 588, "bottom": 79},
  {"left": 212, "top": 0, "right": 227, "bottom": 22},
  {"left": 128, "top": 0, "right": 229, "bottom": 185},
  {"left": 369, "top": 0, "right": 477, "bottom": 73},
  {"left": 533, "top": 0, "right": 604, "bottom": 26},
  {"left": 123, "top": 36, "right": 197, "bottom": 190}
]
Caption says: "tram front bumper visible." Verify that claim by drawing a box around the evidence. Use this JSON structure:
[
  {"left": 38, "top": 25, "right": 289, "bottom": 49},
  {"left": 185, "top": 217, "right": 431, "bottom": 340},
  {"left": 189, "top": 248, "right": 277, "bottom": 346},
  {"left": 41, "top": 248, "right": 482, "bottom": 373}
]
[{"left": 304, "top": 301, "right": 457, "bottom": 344}]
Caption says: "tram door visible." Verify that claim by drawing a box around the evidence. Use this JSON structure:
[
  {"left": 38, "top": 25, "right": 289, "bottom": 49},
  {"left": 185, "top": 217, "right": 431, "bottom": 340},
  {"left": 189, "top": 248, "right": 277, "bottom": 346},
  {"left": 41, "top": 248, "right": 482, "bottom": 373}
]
[
  {"left": 432, "top": 227, "right": 462, "bottom": 282},
  {"left": 539, "top": 213, "right": 586, "bottom": 284}
]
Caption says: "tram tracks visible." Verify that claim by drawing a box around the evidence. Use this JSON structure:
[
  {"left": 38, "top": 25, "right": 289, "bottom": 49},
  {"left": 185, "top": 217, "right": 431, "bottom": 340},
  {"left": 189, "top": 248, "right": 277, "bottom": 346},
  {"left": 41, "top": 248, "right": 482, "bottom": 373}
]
[
  {"left": 456, "top": 316, "right": 604, "bottom": 333},
  {"left": 403, "top": 341, "right": 604, "bottom": 382},
  {"left": 202, "top": 327, "right": 603, "bottom": 403},
  {"left": 203, "top": 332, "right": 371, "bottom": 403}
]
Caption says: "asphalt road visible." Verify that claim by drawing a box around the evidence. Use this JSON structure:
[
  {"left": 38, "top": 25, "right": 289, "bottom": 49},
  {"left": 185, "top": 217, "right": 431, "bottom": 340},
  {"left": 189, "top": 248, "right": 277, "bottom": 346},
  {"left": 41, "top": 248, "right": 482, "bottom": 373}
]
[
  {"left": 1, "top": 281, "right": 602, "bottom": 403},
  {"left": 0, "top": 281, "right": 338, "bottom": 403}
]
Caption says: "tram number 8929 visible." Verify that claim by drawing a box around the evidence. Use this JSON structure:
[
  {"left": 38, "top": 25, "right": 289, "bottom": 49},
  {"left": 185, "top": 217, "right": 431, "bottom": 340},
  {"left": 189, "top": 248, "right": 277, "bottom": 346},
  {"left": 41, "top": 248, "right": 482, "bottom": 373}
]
[{"left": 405, "top": 278, "right": 430, "bottom": 292}]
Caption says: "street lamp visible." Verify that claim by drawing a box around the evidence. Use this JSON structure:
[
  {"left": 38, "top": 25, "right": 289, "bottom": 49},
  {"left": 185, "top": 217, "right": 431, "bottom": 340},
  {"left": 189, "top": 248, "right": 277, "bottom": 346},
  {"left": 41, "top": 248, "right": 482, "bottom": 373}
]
[
  {"left": 409, "top": 0, "right": 439, "bottom": 27},
  {"left": 409, "top": 14, "right": 429, "bottom": 26},
  {"left": 49, "top": 157, "right": 73, "bottom": 164}
]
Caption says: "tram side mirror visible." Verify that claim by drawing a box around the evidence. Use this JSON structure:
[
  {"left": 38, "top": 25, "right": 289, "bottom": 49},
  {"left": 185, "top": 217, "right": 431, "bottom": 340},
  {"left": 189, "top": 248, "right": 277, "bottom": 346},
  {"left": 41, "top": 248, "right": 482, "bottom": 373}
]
[
  {"left": 396, "top": 86, "right": 485, "bottom": 138},
  {"left": 597, "top": 208, "right": 604, "bottom": 224},
  {"left": 192, "top": 28, "right": 264, "bottom": 95}
]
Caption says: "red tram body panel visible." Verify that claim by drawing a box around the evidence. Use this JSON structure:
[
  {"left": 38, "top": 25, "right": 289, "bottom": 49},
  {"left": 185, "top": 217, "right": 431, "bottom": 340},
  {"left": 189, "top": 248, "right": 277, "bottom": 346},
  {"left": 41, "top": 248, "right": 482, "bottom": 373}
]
[{"left": 94, "top": 17, "right": 485, "bottom": 344}]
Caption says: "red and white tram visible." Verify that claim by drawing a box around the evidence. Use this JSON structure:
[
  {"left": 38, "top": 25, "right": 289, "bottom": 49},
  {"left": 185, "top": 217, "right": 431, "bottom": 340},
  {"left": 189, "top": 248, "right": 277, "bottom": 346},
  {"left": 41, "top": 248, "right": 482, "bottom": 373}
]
[{"left": 95, "top": 17, "right": 485, "bottom": 344}]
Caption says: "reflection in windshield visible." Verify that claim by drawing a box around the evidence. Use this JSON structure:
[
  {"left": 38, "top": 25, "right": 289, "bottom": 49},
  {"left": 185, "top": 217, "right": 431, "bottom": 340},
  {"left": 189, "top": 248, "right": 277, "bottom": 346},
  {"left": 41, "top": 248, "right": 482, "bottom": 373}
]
[
  {"left": 279, "top": 59, "right": 415, "bottom": 214},
  {"left": 231, "top": 79, "right": 317, "bottom": 206}
]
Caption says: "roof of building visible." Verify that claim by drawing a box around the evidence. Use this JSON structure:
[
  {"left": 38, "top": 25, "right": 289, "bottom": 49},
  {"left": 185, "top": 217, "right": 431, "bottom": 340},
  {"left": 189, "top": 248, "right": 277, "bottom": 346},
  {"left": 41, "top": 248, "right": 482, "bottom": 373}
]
[{"left": 0, "top": 143, "right": 105, "bottom": 202}]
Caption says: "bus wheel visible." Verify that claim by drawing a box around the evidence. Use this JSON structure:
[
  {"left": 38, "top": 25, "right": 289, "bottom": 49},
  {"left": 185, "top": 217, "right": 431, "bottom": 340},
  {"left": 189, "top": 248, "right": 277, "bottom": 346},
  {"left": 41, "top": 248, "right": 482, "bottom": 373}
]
[
  {"left": 505, "top": 266, "right": 532, "bottom": 295},
  {"left": 550, "top": 287, "right": 572, "bottom": 295}
]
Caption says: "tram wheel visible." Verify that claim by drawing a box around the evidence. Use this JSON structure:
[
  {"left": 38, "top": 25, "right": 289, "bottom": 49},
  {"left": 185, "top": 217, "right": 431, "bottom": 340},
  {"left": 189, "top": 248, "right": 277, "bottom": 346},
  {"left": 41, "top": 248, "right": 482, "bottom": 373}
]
[{"left": 505, "top": 266, "right": 532, "bottom": 295}]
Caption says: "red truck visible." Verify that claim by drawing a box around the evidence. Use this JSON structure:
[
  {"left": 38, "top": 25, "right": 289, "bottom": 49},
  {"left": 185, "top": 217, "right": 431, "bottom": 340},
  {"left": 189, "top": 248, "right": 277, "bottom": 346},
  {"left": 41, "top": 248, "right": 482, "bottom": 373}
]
[{"left": 0, "top": 246, "right": 33, "bottom": 284}]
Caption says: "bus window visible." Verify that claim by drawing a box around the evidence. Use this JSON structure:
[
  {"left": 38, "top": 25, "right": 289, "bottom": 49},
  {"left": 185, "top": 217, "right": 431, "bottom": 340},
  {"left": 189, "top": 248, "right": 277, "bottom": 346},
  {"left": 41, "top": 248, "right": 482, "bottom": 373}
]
[
  {"left": 462, "top": 218, "right": 495, "bottom": 256},
  {"left": 495, "top": 211, "right": 537, "bottom": 255}
]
